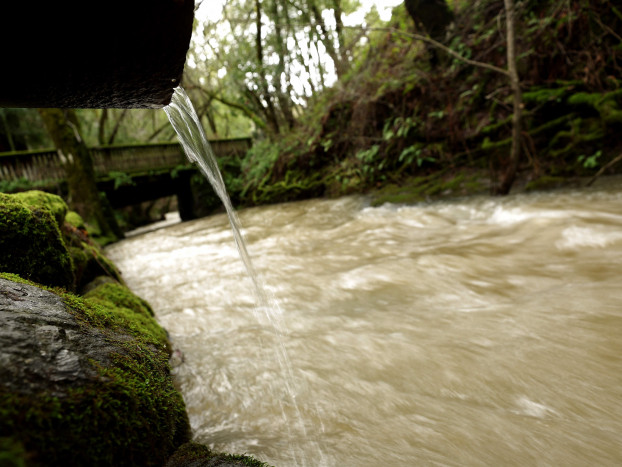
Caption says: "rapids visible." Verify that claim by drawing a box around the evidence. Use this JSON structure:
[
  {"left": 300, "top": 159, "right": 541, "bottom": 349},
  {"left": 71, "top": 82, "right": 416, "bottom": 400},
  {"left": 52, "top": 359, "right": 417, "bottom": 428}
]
[{"left": 106, "top": 181, "right": 622, "bottom": 466}]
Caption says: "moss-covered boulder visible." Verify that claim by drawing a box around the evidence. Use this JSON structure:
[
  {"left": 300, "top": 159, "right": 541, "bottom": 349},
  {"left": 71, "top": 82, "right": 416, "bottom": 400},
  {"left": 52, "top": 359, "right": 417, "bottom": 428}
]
[
  {"left": 64, "top": 210, "right": 86, "bottom": 230},
  {"left": 12, "top": 190, "right": 68, "bottom": 227},
  {"left": 84, "top": 276, "right": 153, "bottom": 321},
  {"left": 63, "top": 234, "right": 124, "bottom": 292},
  {"left": 165, "top": 442, "right": 271, "bottom": 467},
  {"left": 0, "top": 275, "right": 190, "bottom": 466},
  {"left": 84, "top": 280, "right": 155, "bottom": 318},
  {"left": 0, "top": 193, "right": 74, "bottom": 290}
]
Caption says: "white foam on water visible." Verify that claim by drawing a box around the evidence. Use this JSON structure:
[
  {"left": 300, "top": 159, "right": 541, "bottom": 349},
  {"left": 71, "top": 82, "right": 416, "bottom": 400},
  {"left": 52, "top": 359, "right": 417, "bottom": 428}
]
[{"left": 556, "top": 225, "right": 622, "bottom": 250}]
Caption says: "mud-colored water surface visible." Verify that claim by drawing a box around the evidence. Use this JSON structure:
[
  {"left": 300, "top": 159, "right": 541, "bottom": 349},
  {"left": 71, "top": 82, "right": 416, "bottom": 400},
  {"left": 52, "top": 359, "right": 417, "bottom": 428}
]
[{"left": 107, "top": 183, "right": 622, "bottom": 466}]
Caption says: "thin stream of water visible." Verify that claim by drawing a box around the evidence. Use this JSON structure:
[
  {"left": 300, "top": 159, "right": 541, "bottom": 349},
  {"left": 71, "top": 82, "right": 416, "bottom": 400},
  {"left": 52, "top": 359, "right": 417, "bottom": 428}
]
[{"left": 164, "top": 87, "right": 320, "bottom": 465}]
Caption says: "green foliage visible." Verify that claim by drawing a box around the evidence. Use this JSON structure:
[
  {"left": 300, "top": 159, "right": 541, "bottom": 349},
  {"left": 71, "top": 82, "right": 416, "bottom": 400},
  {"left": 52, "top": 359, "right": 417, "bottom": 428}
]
[
  {"left": 76, "top": 108, "right": 174, "bottom": 147},
  {"left": 383, "top": 116, "right": 419, "bottom": 141},
  {"left": 522, "top": 87, "right": 569, "bottom": 104},
  {"left": 355, "top": 144, "right": 381, "bottom": 176},
  {"left": 399, "top": 144, "right": 435, "bottom": 166},
  {"left": 170, "top": 163, "right": 191, "bottom": 179},
  {"left": 578, "top": 150, "right": 602, "bottom": 169},
  {"left": 240, "top": 140, "right": 281, "bottom": 196},
  {"left": 0, "top": 108, "right": 50, "bottom": 151},
  {"left": 107, "top": 171, "right": 136, "bottom": 190},
  {"left": 0, "top": 177, "right": 57, "bottom": 194}
]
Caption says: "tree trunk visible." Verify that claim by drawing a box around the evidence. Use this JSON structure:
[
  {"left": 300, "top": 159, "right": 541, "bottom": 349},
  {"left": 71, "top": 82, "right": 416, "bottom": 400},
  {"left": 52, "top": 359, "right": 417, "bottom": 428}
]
[
  {"left": 495, "top": 0, "right": 522, "bottom": 195},
  {"left": 271, "top": 0, "right": 296, "bottom": 129},
  {"left": 98, "top": 109, "right": 108, "bottom": 146},
  {"left": 107, "top": 109, "right": 129, "bottom": 145},
  {"left": 255, "top": 0, "right": 281, "bottom": 134},
  {"left": 309, "top": 0, "right": 346, "bottom": 78},
  {"left": 332, "top": 0, "right": 349, "bottom": 65},
  {"left": 0, "top": 111, "right": 16, "bottom": 151},
  {"left": 38, "top": 108, "right": 122, "bottom": 242}
]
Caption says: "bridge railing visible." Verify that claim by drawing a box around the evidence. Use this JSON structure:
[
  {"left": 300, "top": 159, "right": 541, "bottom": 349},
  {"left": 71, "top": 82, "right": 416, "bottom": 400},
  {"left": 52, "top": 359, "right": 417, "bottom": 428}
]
[
  {"left": 0, "top": 149, "right": 64, "bottom": 183},
  {"left": 0, "top": 138, "right": 252, "bottom": 183}
]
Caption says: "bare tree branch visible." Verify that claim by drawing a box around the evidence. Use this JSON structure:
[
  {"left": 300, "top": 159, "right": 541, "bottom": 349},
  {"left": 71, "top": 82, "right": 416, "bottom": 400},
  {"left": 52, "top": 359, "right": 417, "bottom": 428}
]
[
  {"left": 107, "top": 109, "right": 129, "bottom": 145},
  {"left": 347, "top": 25, "right": 511, "bottom": 77},
  {"left": 586, "top": 153, "right": 622, "bottom": 187}
]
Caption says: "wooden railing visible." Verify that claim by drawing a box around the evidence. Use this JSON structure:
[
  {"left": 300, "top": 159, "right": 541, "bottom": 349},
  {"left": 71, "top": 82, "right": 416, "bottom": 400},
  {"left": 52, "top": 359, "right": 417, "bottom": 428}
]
[{"left": 0, "top": 138, "right": 252, "bottom": 183}]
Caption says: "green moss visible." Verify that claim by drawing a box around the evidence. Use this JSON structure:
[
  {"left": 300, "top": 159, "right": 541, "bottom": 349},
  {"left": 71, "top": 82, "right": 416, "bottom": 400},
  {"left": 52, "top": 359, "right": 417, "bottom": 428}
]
[
  {"left": 0, "top": 362, "right": 189, "bottom": 467},
  {"left": 480, "top": 114, "right": 513, "bottom": 135},
  {"left": 64, "top": 211, "right": 86, "bottom": 229},
  {"left": 567, "top": 91, "right": 607, "bottom": 107},
  {"left": 84, "top": 281, "right": 155, "bottom": 318},
  {"left": 0, "top": 272, "right": 34, "bottom": 285},
  {"left": 567, "top": 89, "right": 622, "bottom": 124},
  {"left": 0, "top": 279, "right": 190, "bottom": 466},
  {"left": 12, "top": 190, "right": 68, "bottom": 227},
  {"left": 63, "top": 291, "right": 167, "bottom": 349},
  {"left": 548, "top": 118, "right": 605, "bottom": 158},
  {"left": 68, "top": 246, "right": 89, "bottom": 286},
  {"left": 0, "top": 193, "right": 75, "bottom": 290},
  {"left": 79, "top": 241, "right": 124, "bottom": 285},
  {"left": 166, "top": 442, "right": 273, "bottom": 467},
  {"left": 481, "top": 135, "right": 512, "bottom": 150},
  {"left": 61, "top": 212, "right": 123, "bottom": 289},
  {"left": 522, "top": 86, "right": 569, "bottom": 104}
]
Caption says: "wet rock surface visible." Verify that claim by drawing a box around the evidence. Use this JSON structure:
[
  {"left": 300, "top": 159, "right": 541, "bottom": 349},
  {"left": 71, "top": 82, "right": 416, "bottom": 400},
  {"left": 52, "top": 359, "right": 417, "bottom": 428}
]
[
  {"left": 0, "top": 276, "right": 190, "bottom": 466},
  {"left": 0, "top": 278, "right": 117, "bottom": 395}
]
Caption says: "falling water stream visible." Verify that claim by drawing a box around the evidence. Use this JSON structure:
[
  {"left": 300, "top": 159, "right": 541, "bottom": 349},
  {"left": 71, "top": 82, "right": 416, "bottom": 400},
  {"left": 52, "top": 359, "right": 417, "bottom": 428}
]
[
  {"left": 105, "top": 90, "right": 622, "bottom": 465},
  {"left": 163, "top": 88, "right": 317, "bottom": 465}
]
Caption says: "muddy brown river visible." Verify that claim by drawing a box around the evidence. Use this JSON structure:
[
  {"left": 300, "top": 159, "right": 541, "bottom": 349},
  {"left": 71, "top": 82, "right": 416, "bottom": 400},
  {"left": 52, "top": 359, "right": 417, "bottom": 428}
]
[{"left": 106, "top": 181, "right": 622, "bottom": 466}]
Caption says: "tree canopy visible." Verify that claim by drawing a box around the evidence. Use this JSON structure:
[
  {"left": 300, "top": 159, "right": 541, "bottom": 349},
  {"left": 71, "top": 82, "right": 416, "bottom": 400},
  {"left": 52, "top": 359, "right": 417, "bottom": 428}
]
[{"left": 2, "top": 0, "right": 622, "bottom": 212}]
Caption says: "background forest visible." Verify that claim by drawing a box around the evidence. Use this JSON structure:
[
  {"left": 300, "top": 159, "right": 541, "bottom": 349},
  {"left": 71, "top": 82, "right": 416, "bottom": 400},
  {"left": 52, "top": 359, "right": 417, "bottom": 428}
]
[{"left": 1, "top": 0, "right": 621, "bottom": 216}]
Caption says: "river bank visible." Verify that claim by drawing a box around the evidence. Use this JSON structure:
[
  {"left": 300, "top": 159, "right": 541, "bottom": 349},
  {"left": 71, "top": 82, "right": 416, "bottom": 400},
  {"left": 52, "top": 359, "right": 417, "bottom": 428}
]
[
  {"left": 0, "top": 190, "right": 268, "bottom": 466},
  {"left": 366, "top": 166, "right": 620, "bottom": 207},
  {"left": 185, "top": 0, "right": 620, "bottom": 215}
]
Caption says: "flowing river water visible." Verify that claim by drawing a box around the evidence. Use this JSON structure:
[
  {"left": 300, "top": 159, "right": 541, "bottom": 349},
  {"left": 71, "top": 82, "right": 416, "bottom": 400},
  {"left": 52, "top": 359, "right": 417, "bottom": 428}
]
[{"left": 106, "top": 180, "right": 622, "bottom": 466}]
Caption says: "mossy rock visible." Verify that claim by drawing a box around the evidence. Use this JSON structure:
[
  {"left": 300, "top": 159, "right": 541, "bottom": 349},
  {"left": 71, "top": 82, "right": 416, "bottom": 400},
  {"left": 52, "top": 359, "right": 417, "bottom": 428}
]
[
  {"left": 61, "top": 215, "right": 124, "bottom": 291},
  {"left": 0, "top": 275, "right": 190, "bottom": 466},
  {"left": 12, "top": 190, "right": 68, "bottom": 227},
  {"left": 567, "top": 89, "right": 622, "bottom": 125},
  {"left": 67, "top": 245, "right": 89, "bottom": 288},
  {"left": 64, "top": 211, "right": 86, "bottom": 230},
  {"left": 0, "top": 193, "right": 75, "bottom": 290},
  {"left": 84, "top": 280, "right": 155, "bottom": 318},
  {"left": 165, "top": 442, "right": 272, "bottom": 467},
  {"left": 76, "top": 241, "right": 124, "bottom": 290}
]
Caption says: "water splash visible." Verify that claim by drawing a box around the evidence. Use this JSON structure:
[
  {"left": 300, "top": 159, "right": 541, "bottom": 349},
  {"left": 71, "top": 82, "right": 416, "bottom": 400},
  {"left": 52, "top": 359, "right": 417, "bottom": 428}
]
[{"left": 164, "top": 87, "right": 322, "bottom": 465}]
